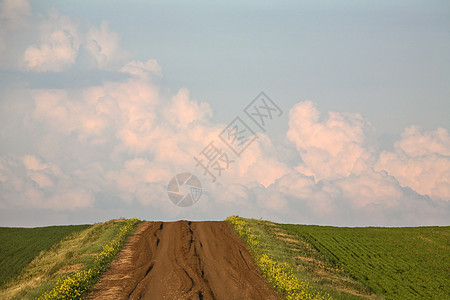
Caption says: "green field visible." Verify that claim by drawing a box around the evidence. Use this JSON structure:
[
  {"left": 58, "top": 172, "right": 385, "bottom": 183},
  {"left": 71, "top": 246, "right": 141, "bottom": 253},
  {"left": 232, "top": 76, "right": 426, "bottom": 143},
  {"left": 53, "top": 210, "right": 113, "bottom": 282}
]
[
  {"left": 0, "top": 225, "right": 90, "bottom": 286},
  {"left": 283, "top": 224, "right": 450, "bottom": 300},
  {"left": 2, "top": 218, "right": 449, "bottom": 300},
  {"left": 235, "top": 217, "right": 450, "bottom": 300}
]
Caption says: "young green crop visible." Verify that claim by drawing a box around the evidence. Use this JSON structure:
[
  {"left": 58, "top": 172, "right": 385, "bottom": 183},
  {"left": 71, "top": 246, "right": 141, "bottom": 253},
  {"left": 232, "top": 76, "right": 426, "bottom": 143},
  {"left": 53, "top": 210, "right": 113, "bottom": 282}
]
[
  {"left": 282, "top": 224, "right": 450, "bottom": 300},
  {"left": 0, "top": 225, "right": 90, "bottom": 287}
]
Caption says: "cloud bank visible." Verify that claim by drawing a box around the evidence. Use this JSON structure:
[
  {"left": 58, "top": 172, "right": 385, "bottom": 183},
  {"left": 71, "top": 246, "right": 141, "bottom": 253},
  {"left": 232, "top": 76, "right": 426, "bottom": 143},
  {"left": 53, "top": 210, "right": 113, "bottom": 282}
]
[{"left": 0, "top": 1, "right": 449, "bottom": 226}]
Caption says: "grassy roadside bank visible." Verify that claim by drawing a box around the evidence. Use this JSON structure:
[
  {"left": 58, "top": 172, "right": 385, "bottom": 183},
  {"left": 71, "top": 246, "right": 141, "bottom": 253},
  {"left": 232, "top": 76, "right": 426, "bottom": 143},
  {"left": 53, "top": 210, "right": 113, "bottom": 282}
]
[
  {"left": 226, "top": 216, "right": 333, "bottom": 300},
  {"left": 0, "top": 218, "right": 141, "bottom": 299}
]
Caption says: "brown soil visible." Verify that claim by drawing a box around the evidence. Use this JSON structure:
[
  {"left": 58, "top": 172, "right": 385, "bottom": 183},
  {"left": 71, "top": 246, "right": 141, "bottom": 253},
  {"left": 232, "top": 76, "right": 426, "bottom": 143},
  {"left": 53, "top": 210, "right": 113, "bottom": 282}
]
[{"left": 87, "top": 221, "right": 280, "bottom": 300}]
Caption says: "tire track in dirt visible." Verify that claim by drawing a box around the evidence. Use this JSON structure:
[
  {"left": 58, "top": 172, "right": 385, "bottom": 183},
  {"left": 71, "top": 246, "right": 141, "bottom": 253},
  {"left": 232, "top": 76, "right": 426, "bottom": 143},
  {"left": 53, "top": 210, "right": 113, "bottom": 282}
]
[{"left": 87, "top": 221, "right": 279, "bottom": 299}]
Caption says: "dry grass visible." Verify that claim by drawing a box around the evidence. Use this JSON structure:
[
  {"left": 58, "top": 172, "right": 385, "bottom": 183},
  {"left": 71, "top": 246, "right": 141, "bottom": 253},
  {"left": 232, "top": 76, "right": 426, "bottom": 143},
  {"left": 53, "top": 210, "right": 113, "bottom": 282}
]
[{"left": 0, "top": 220, "right": 126, "bottom": 300}]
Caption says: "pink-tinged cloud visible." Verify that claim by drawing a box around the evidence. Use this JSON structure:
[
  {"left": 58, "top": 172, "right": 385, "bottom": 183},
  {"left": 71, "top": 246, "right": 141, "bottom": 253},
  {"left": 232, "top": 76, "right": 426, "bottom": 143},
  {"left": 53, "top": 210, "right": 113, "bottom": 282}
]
[
  {"left": 23, "top": 154, "right": 49, "bottom": 171},
  {"left": 23, "top": 10, "right": 80, "bottom": 72},
  {"left": 20, "top": 7, "right": 128, "bottom": 72},
  {"left": 85, "top": 20, "right": 128, "bottom": 69},
  {"left": 287, "top": 101, "right": 376, "bottom": 181},
  {"left": 164, "top": 88, "right": 213, "bottom": 130},
  {"left": 106, "top": 158, "right": 173, "bottom": 203},
  {"left": 334, "top": 170, "right": 404, "bottom": 208},
  {"left": 224, "top": 134, "right": 290, "bottom": 188},
  {"left": 376, "top": 127, "right": 450, "bottom": 201},
  {"left": 0, "top": 155, "right": 94, "bottom": 210},
  {"left": 1, "top": 4, "right": 449, "bottom": 225},
  {"left": 21, "top": 68, "right": 449, "bottom": 225}
]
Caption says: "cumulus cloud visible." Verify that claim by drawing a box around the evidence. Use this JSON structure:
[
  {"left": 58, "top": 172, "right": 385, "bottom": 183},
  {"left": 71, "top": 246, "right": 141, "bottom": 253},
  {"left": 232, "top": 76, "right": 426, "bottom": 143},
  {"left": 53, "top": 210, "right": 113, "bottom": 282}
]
[
  {"left": 0, "top": 155, "right": 94, "bottom": 211},
  {"left": 106, "top": 158, "right": 173, "bottom": 204},
  {"left": 28, "top": 61, "right": 286, "bottom": 188},
  {"left": 163, "top": 88, "right": 213, "bottom": 130},
  {"left": 0, "top": 2, "right": 127, "bottom": 72},
  {"left": 2, "top": 57, "right": 449, "bottom": 225},
  {"left": 0, "top": 1, "right": 448, "bottom": 226},
  {"left": 376, "top": 126, "right": 450, "bottom": 201},
  {"left": 287, "top": 101, "right": 376, "bottom": 181},
  {"left": 23, "top": 9, "right": 81, "bottom": 72},
  {"left": 285, "top": 100, "right": 449, "bottom": 209},
  {"left": 2, "top": 62, "right": 449, "bottom": 225},
  {"left": 85, "top": 20, "right": 128, "bottom": 69},
  {"left": 2, "top": 74, "right": 449, "bottom": 225}
]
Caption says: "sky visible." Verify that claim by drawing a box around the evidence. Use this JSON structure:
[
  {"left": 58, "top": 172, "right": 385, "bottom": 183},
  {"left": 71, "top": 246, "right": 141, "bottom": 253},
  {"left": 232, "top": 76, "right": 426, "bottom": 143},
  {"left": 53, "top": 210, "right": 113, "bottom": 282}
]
[{"left": 0, "top": 0, "right": 449, "bottom": 227}]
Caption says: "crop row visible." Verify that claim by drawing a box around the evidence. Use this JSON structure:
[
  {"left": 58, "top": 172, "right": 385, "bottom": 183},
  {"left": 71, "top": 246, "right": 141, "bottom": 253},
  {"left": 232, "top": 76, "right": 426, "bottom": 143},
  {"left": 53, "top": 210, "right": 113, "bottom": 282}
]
[
  {"left": 0, "top": 225, "right": 89, "bottom": 287},
  {"left": 283, "top": 225, "right": 450, "bottom": 299}
]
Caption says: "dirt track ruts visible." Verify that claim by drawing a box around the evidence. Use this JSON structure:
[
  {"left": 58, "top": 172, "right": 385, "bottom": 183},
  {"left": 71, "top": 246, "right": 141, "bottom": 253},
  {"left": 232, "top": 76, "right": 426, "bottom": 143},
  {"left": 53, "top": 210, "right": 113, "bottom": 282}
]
[{"left": 87, "top": 221, "right": 280, "bottom": 299}]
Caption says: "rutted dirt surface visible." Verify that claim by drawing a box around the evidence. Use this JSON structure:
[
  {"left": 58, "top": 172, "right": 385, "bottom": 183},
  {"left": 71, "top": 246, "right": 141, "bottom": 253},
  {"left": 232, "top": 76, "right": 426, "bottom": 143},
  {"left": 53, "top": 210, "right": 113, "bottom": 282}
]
[{"left": 87, "top": 221, "right": 279, "bottom": 299}]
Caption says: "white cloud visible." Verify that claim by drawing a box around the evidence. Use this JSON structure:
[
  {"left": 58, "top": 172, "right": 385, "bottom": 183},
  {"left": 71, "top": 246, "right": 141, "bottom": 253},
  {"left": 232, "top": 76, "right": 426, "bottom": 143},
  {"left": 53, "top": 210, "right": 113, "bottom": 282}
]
[
  {"left": 376, "top": 126, "right": 450, "bottom": 201},
  {"left": 287, "top": 101, "right": 376, "bottom": 181},
  {"left": 106, "top": 158, "right": 173, "bottom": 203},
  {"left": 17, "top": 6, "right": 127, "bottom": 72},
  {"left": 2, "top": 67, "right": 448, "bottom": 226},
  {"left": 333, "top": 170, "right": 404, "bottom": 208},
  {"left": 1, "top": 1, "right": 449, "bottom": 226},
  {"left": 85, "top": 20, "right": 128, "bottom": 69},
  {"left": 23, "top": 9, "right": 81, "bottom": 72},
  {"left": 222, "top": 134, "right": 290, "bottom": 187},
  {"left": 23, "top": 154, "right": 48, "bottom": 171},
  {"left": 3, "top": 72, "right": 448, "bottom": 225},
  {"left": 163, "top": 88, "right": 213, "bottom": 130},
  {"left": 396, "top": 126, "right": 450, "bottom": 157},
  {"left": 0, "top": 155, "right": 94, "bottom": 211}
]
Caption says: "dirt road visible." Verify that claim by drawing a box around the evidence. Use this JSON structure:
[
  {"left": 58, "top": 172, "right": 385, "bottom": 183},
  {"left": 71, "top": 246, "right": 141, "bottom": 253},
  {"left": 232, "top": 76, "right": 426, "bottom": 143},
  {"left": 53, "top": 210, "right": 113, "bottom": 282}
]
[{"left": 87, "top": 221, "right": 279, "bottom": 299}]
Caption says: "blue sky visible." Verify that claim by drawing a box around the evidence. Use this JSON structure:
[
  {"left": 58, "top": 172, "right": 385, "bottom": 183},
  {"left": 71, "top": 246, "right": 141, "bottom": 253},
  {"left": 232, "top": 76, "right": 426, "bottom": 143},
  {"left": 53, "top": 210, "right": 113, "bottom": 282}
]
[
  {"left": 0, "top": 0, "right": 449, "bottom": 226},
  {"left": 27, "top": 0, "right": 450, "bottom": 135},
  {"left": 10, "top": 0, "right": 449, "bottom": 136}
]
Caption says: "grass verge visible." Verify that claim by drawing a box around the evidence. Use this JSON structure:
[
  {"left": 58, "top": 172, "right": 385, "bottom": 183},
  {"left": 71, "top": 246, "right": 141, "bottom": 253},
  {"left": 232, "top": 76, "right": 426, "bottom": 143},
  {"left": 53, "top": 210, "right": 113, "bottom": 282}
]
[
  {"left": 0, "top": 218, "right": 141, "bottom": 299},
  {"left": 226, "top": 216, "right": 332, "bottom": 300}
]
